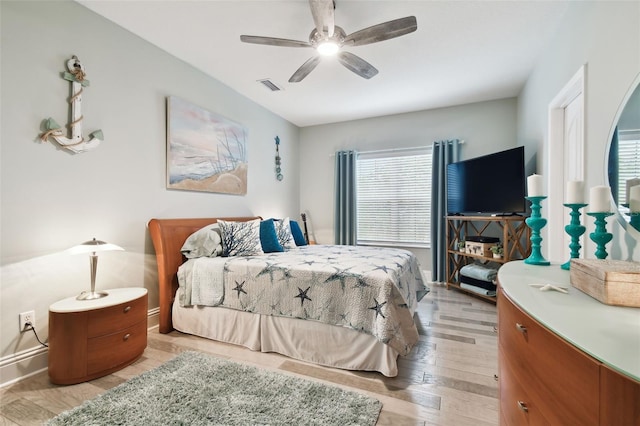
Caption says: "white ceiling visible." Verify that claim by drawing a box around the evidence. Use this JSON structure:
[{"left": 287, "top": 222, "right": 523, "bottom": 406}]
[{"left": 78, "top": 0, "right": 570, "bottom": 127}]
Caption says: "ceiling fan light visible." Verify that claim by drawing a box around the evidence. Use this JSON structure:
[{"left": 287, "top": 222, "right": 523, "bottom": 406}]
[{"left": 317, "top": 41, "right": 339, "bottom": 56}]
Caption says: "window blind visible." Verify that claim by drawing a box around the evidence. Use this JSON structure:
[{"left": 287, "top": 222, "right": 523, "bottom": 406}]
[
  {"left": 356, "top": 147, "right": 431, "bottom": 247},
  {"left": 617, "top": 133, "right": 640, "bottom": 204}
]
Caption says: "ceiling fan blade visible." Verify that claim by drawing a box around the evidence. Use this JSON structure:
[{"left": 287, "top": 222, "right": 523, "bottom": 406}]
[
  {"left": 337, "top": 51, "right": 378, "bottom": 79},
  {"left": 309, "top": 0, "right": 335, "bottom": 37},
  {"left": 240, "top": 35, "right": 311, "bottom": 48},
  {"left": 344, "top": 16, "right": 417, "bottom": 46},
  {"left": 289, "top": 56, "right": 322, "bottom": 83}
]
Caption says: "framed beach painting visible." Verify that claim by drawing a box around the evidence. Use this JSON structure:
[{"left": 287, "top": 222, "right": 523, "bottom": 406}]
[{"left": 167, "top": 96, "right": 248, "bottom": 195}]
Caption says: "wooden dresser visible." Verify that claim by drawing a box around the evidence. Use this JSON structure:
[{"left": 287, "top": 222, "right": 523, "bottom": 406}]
[
  {"left": 498, "top": 262, "right": 640, "bottom": 425},
  {"left": 48, "top": 288, "right": 148, "bottom": 385}
]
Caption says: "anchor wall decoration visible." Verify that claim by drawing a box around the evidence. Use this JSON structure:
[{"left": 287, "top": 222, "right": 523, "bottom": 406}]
[{"left": 39, "top": 55, "right": 103, "bottom": 153}]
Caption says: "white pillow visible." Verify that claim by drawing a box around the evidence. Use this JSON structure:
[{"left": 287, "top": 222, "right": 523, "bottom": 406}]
[
  {"left": 181, "top": 223, "right": 222, "bottom": 259},
  {"left": 218, "top": 219, "right": 264, "bottom": 257},
  {"left": 274, "top": 217, "right": 297, "bottom": 250}
]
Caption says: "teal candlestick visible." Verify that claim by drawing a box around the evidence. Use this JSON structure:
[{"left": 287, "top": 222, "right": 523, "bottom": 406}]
[
  {"left": 630, "top": 212, "right": 640, "bottom": 232},
  {"left": 561, "top": 203, "right": 587, "bottom": 270},
  {"left": 524, "top": 196, "right": 550, "bottom": 266},
  {"left": 587, "top": 212, "right": 614, "bottom": 259}
]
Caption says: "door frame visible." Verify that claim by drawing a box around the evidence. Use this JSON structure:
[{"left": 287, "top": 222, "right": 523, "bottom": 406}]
[{"left": 547, "top": 64, "right": 586, "bottom": 262}]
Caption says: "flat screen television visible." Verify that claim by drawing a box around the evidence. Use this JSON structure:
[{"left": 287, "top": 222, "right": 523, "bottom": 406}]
[{"left": 447, "top": 147, "right": 526, "bottom": 215}]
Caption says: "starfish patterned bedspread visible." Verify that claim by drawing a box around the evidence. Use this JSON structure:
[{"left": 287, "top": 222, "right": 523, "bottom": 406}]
[{"left": 177, "top": 245, "right": 428, "bottom": 355}]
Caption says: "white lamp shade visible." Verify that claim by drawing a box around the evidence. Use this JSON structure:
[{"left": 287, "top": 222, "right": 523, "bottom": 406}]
[
  {"left": 67, "top": 238, "right": 124, "bottom": 255},
  {"left": 68, "top": 238, "right": 123, "bottom": 300}
]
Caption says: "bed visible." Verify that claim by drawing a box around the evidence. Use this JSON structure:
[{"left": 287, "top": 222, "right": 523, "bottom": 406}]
[{"left": 148, "top": 217, "right": 427, "bottom": 377}]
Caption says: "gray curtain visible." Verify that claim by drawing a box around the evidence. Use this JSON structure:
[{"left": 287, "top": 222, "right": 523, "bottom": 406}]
[
  {"left": 431, "top": 140, "right": 461, "bottom": 283},
  {"left": 334, "top": 150, "right": 357, "bottom": 245}
]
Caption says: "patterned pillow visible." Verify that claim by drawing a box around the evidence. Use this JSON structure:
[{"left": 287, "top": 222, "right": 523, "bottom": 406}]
[
  {"left": 218, "top": 219, "right": 264, "bottom": 257},
  {"left": 180, "top": 223, "right": 222, "bottom": 258},
  {"left": 274, "top": 217, "right": 297, "bottom": 250}
]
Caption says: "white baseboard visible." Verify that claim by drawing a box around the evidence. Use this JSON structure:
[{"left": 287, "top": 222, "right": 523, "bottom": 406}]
[
  {"left": 0, "top": 308, "right": 161, "bottom": 388},
  {"left": 0, "top": 346, "right": 49, "bottom": 388}
]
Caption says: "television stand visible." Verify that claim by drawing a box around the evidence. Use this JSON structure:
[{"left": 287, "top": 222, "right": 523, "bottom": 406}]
[
  {"left": 445, "top": 215, "right": 531, "bottom": 303},
  {"left": 490, "top": 212, "right": 524, "bottom": 217}
]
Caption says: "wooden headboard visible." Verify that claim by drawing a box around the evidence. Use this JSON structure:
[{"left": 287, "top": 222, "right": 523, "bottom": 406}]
[{"left": 148, "top": 217, "right": 261, "bottom": 333}]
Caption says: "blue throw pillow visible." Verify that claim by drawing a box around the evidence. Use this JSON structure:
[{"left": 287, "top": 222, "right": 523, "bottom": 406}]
[
  {"left": 290, "top": 220, "right": 308, "bottom": 246},
  {"left": 260, "top": 219, "right": 284, "bottom": 253}
]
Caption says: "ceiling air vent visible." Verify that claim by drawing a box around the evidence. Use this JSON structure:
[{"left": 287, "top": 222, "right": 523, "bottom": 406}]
[{"left": 257, "top": 79, "right": 283, "bottom": 92}]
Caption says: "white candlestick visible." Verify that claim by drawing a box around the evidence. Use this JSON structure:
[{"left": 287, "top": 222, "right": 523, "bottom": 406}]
[
  {"left": 566, "top": 180, "right": 584, "bottom": 204},
  {"left": 589, "top": 186, "right": 611, "bottom": 212},
  {"left": 527, "top": 174, "right": 544, "bottom": 197},
  {"left": 630, "top": 185, "right": 640, "bottom": 213}
]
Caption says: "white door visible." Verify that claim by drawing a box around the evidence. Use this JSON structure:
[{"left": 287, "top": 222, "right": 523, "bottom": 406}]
[
  {"left": 562, "top": 93, "right": 584, "bottom": 259},
  {"left": 547, "top": 66, "right": 585, "bottom": 263}
]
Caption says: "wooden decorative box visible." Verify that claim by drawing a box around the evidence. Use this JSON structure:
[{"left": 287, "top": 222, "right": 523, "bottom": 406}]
[
  {"left": 465, "top": 241, "right": 494, "bottom": 257},
  {"left": 465, "top": 236, "right": 500, "bottom": 257},
  {"left": 570, "top": 259, "right": 640, "bottom": 307}
]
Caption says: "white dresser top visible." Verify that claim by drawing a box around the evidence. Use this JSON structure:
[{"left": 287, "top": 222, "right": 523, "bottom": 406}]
[
  {"left": 50, "top": 287, "right": 147, "bottom": 313},
  {"left": 498, "top": 261, "right": 640, "bottom": 381}
]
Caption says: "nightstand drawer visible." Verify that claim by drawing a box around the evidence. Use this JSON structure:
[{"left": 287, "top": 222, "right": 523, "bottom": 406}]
[
  {"left": 49, "top": 288, "right": 148, "bottom": 384},
  {"left": 87, "top": 319, "right": 147, "bottom": 375},
  {"left": 88, "top": 294, "right": 147, "bottom": 337}
]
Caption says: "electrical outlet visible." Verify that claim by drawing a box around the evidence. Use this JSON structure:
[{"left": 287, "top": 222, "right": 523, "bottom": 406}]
[{"left": 19, "top": 311, "right": 35, "bottom": 332}]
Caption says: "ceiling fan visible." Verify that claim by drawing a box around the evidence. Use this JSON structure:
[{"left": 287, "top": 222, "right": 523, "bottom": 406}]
[{"left": 240, "top": 0, "right": 417, "bottom": 83}]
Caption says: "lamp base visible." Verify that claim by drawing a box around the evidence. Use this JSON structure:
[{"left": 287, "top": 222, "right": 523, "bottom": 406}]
[{"left": 77, "top": 290, "right": 109, "bottom": 301}]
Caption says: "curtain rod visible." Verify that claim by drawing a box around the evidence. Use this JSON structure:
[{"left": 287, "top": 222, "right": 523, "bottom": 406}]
[{"left": 330, "top": 140, "right": 465, "bottom": 157}]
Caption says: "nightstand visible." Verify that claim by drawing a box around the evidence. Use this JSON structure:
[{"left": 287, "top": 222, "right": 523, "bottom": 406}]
[{"left": 48, "top": 287, "right": 148, "bottom": 385}]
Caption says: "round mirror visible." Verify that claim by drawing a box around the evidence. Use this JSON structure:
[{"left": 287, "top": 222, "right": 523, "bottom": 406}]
[{"left": 607, "top": 73, "right": 640, "bottom": 236}]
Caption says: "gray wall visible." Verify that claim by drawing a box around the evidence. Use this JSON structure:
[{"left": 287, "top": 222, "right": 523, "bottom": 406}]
[
  {"left": 0, "top": 0, "right": 300, "bottom": 378},
  {"left": 299, "top": 98, "right": 519, "bottom": 269},
  {"left": 518, "top": 1, "right": 640, "bottom": 262}
]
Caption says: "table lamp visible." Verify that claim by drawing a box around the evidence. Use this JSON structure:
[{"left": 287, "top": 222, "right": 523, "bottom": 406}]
[{"left": 68, "top": 238, "right": 124, "bottom": 300}]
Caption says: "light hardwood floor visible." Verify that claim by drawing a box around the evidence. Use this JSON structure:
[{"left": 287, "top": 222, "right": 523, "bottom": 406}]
[{"left": 0, "top": 284, "right": 499, "bottom": 425}]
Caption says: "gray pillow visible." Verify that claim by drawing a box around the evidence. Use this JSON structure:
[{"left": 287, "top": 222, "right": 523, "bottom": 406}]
[{"left": 181, "top": 223, "right": 223, "bottom": 259}]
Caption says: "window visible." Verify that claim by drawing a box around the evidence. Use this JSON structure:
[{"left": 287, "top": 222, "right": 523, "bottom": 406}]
[
  {"left": 356, "top": 147, "right": 431, "bottom": 248},
  {"left": 617, "top": 131, "right": 640, "bottom": 208}
]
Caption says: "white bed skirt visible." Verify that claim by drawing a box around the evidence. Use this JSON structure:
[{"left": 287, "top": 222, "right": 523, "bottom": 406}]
[{"left": 172, "top": 295, "right": 399, "bottom": 377}]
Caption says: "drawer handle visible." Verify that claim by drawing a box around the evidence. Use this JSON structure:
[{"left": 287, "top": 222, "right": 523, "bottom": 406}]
[
  {"left": 493, "top": 374, "right": 498, "bottom": 381},
  {"left": 515, "top": 323, "right": 527, "bottom": 334},
  {"left": 517, "top": 401, "right": 529, "bottom": 413},
  {"left": 123, "top": 333, "right": 131, "bottom": 341},
  {"left": 493, "top": 326, "right": 497, "bottom": 333},
  {"left": 123, "top": 306, "right": 131, "bottom": 313}
]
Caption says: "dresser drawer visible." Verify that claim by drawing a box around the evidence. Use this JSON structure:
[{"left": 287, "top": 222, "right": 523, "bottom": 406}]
[
  {"left": 498, "top": 289, "right": 534, "bottom": 366},
  {"left": 87, "top": 294, "right": 147, "bottom": 337},
  {"left": 499, "top": 347, "right": 551, "bottom": 426},
  {"left": 498, "top": 289, "right": 599, "bottom": 425},
  {"left": 600, "top": 364, "right": 640, "bottom": 424},
  {"left": 87, "top": 319, "right": 147, "bottom": 375}
]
